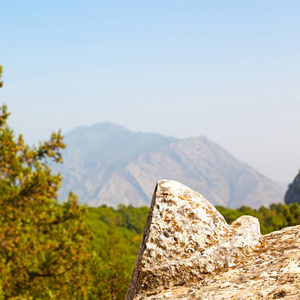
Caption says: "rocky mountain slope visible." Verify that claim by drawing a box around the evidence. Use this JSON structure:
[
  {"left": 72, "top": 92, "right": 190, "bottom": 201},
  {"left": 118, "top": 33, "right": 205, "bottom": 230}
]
[
  {"left": 284, "top": 171, "right": 300, "bottom": 205},
  {"left": 55, "top": 123, "right": 285, "bottom": 208}
]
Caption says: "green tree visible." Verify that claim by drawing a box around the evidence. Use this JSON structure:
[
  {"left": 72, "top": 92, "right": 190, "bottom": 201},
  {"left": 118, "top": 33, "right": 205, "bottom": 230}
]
[
  {"left": 85, "top": 205, "right": 148, "bottom": 300},
  {"left": 88, "top": 226, "right": 132, "bottom": 300},
  {"left": 0, "top": 105, "right": 92, "bottom": 299}
]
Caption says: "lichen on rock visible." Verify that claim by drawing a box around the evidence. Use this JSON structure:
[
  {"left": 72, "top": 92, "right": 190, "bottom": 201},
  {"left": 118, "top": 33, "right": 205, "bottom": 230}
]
[{"left": 126, "top": 180, "right": 264, "bottom": 300}]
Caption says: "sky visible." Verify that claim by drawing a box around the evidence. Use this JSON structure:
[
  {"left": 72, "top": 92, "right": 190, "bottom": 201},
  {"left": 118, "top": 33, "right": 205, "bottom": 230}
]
[{"left": 0, "top": 1, "right": 299, "bottom": 184}]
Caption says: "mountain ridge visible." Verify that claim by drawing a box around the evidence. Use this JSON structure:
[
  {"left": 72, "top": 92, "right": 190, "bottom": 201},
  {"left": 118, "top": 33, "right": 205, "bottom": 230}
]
[{"left": 55, "top": 122, "right": 285, "bottom": 208}]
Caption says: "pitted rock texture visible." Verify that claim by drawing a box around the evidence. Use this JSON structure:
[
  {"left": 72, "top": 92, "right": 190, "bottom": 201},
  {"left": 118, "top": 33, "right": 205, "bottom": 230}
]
[
  {"left": 146, "top": 226, "right": 300, "bottom": 300},
  {"left": 126, "top": 180, "right": 262, "bottom": 300}
]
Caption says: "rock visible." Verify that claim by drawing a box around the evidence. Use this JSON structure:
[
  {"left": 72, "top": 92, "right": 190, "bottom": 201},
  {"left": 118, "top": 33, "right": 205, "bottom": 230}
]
[
  {"left": 285, "top": 171, "right": 300, "bottom": 205},
  {"left": 126, "top": 180, "right": 300, "bottom": 300}
]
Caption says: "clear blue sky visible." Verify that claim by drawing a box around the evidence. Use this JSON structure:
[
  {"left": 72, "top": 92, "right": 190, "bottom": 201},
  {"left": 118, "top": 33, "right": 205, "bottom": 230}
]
[{"left": 1, "top": 1, "right": 299, "bottom": 183}]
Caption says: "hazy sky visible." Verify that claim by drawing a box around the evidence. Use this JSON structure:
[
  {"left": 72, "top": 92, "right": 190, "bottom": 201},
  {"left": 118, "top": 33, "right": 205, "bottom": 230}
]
[{"left": 1, "top": 1, "right": 299, "bottom": 184}]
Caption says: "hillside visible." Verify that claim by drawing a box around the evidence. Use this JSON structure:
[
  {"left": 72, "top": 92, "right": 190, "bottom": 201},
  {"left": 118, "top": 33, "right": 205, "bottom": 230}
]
[
  {"left": 284, "top": 171, "right": 300, "bottom": 205},
  {"left": 55, "top": 123, "right": 285, "bottom": 208}
]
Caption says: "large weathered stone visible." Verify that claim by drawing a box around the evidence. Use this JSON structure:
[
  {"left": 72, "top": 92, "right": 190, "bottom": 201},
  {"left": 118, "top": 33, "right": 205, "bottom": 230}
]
[{"left": 126, "top": 180, "right": 262, "bottom": 300}]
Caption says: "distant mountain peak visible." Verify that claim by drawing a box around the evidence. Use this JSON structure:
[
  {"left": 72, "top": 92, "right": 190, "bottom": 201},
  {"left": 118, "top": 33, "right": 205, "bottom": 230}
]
[
  {"left": 284, "top": 171, "right": 300, "bottom": 205},
  {"left": 55, "top": 123, "right": 284, "bottom": 208}
]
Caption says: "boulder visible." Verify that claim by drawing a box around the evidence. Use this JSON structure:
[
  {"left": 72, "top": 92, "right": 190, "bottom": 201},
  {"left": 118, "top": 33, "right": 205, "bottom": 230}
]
[{"left": 126, "top": 180, "right": 300, "bottom": 300}]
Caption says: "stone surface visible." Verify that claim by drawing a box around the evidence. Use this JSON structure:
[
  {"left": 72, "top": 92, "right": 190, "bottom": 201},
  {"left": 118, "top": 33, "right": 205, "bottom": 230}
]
[
  {"left": 126, "top": 180, "right": 300, "bottom": 300},
  {"left": 285, "top": 171, "right": 300, "bottom": 205}
]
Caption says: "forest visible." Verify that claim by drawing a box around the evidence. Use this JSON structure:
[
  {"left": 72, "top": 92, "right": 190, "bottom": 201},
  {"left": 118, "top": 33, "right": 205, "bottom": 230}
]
[{"left": 1, "top": 101, "right": 300, "bottom": 299}]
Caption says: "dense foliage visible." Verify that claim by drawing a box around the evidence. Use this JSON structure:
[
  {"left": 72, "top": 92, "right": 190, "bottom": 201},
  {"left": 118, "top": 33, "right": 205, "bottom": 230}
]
[
  {"left": 0, "top": 105, "right": 92, "bottom": 299},
  {"left": 86, "top": 205, "right": 148, "bottom": 300}
]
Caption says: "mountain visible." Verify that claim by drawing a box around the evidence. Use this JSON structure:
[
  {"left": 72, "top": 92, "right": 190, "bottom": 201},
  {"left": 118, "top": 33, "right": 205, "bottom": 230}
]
[
  {"left": 284, "top": 171, "right": 300, "bottom": 205},
  {"left": 54, "top": 123, "right": 285, "bottom": 208}
]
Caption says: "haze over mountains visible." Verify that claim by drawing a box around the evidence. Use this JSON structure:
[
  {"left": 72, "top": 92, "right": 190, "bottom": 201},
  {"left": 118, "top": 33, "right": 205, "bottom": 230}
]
[{"left": 55, "top": 123, "right": 285, "bottom": 208}]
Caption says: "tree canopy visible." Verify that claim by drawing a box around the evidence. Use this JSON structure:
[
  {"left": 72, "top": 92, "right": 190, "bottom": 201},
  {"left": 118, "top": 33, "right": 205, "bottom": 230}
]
[{"left": 0, "top": 105, "right": 92, "bottom": 299}]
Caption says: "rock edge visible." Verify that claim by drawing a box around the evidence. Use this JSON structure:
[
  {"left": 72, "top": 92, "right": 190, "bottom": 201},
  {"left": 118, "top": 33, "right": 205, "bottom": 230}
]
[{"left": 126, "top": 180, "right": 261, "bottom": 300}]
